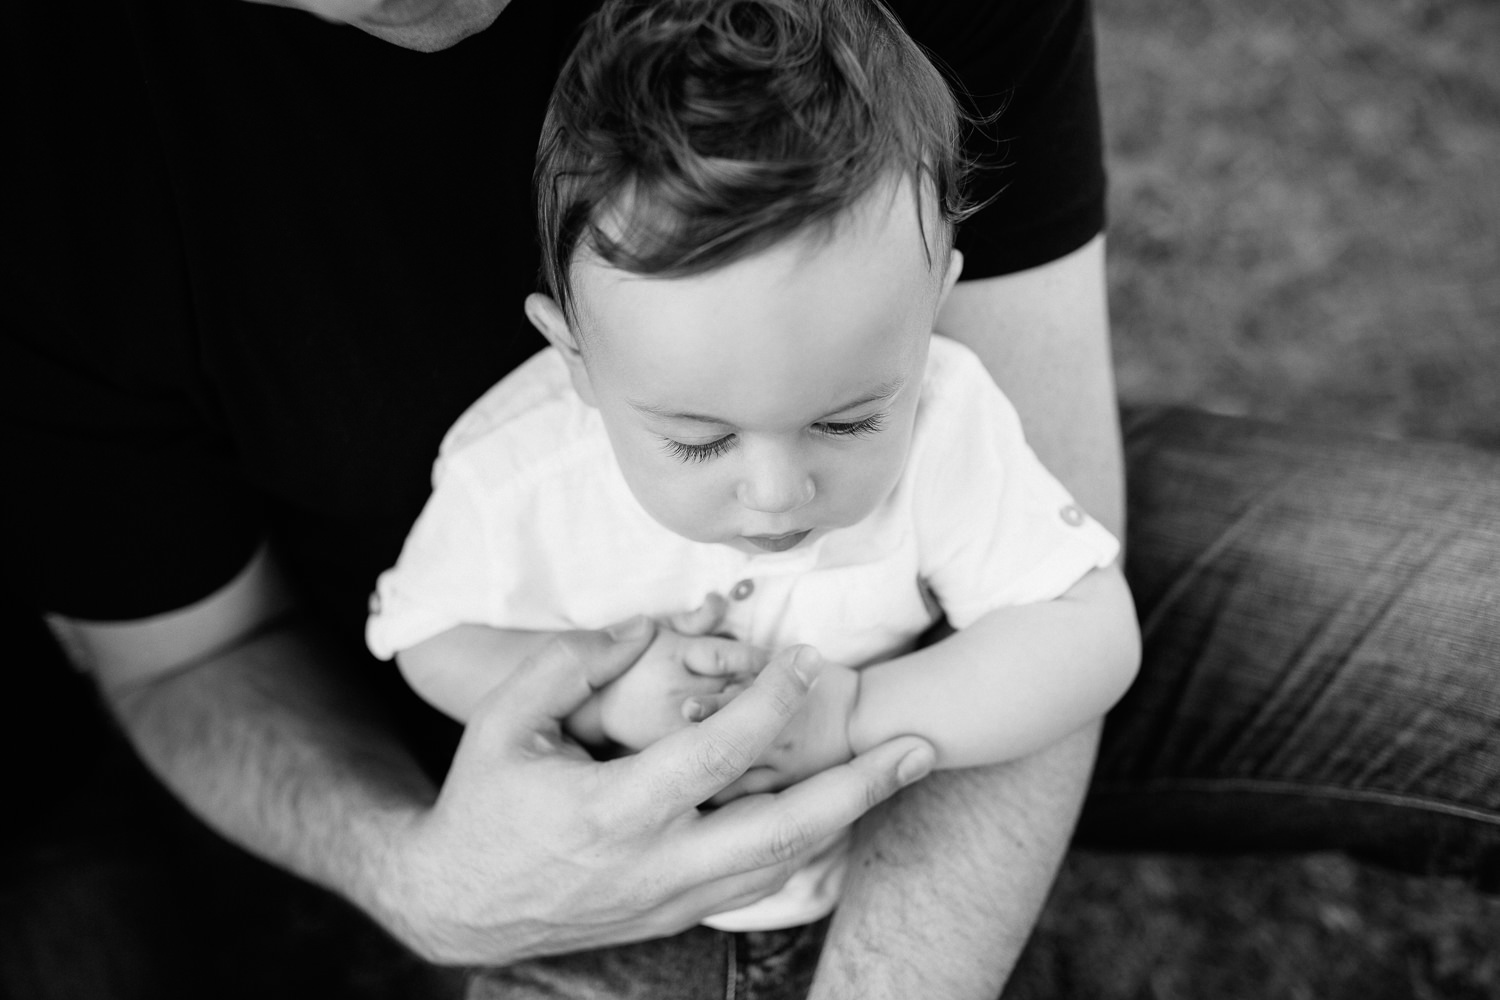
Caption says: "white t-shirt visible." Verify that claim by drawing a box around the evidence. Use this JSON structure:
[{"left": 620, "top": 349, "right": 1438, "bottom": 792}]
[{"left": 366, "top": 334, "right": 1119, "bottom": 929}]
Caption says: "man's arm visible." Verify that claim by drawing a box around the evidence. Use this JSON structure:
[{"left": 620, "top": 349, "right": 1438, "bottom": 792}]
[
  {"left": 55, "top": 543, "right": 937, "bottom": 965},
  {"left": 810, "top": 234, "right": 1122, "bottom": 998},
  {"left": 50, "top": 543, "right": 441, "bottom": 930}
]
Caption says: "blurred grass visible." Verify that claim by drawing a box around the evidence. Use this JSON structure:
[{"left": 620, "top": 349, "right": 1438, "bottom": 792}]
[
  {"left": 1009, "top": 0, "right": 1500, "bottom": 997},
  {"left": 1104, "top": 0, "right": 1500, "bottom": 446},
  {"left": 1016, "top": 853, "right": 1499, "bottom": 999}
]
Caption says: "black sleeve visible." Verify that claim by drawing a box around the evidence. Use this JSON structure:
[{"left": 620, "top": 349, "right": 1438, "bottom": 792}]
[
  {"left": 891, "top": 0, "right": 1107, "bottom": 278},
  {"left": 3, "top": 0, "right": 569, "bottom": 625},
  {"left": 3, "top": 2, "right": 265, "bottom": 620}
]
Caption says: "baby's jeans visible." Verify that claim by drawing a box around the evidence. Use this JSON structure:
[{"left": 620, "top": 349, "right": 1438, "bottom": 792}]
[{"left": 470, "top": 406, "right": 1499, "bottom": 1000}]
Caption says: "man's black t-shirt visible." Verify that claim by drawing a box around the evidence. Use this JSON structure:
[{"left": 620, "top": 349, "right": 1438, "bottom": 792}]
[{"left": 5, "top": 0, "right": 1104, "bottom": 649}]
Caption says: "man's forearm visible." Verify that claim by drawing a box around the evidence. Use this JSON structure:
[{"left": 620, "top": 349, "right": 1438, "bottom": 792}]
[
  {"left": 108, "top": 620, "right": 433, "bottom": 933},
  {"left": 940, "top": 237, "right": 1125, "bottom": 538},
  {"left": 811, "top": 723, "right": 1100, "bottom": 999}
]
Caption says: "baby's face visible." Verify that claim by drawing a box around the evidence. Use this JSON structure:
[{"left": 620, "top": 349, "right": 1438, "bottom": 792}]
[{"left": 558, "top": 183, "right": 962, "bottom": 555}]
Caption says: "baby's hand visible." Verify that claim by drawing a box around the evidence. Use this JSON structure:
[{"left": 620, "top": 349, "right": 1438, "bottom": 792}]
[
  {"left": 566, "top": 595, "right": 767, "bottom": 752},
  {"left": 592, "top": 626, "right": 767, "bottom": 751},
  {"left": 711, "top": 646, "right": 860, "bottom": 803}
]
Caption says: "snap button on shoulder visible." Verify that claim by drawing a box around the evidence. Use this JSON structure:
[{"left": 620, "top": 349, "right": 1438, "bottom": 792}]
[
  {"left": 1060, "top": 504, "right": 1086, "bottom": 527},
  {"left": 730, "top": 579, "right": 755, "bottom": 601}
]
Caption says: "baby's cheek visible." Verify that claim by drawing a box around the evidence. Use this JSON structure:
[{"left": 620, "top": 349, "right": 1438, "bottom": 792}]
[
  {"left": 831, "top": 444, "right": 906, "bottom": 526},
  {"left": 636, "top": 475, "right": 727, "bottom": 543}
]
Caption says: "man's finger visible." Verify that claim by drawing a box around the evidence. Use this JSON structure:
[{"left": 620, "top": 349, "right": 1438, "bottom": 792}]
[
  {"left": 687, "top": 735, "right": 936, "bottom": 878},
  {"left": 628, "top": 646, "right": 818, "bottom": 813}
]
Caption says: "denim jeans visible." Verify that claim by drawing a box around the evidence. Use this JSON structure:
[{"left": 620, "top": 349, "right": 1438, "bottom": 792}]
[
  {"left": 467, "top": 923, "right": 829, "bottom": 1000},
  {"left": 469, "top": 406, "right": 1499, "bottom": 1000}
]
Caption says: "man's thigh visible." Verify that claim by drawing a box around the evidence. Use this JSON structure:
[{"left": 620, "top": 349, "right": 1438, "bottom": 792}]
[{"left": 1081, "top": 407, "right": 1499, "bottom": 888}]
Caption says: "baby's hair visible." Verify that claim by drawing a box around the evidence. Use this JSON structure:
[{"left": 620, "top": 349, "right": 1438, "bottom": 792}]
[{"left": 535, "top": 0, "right": 976, "bottom": 319}]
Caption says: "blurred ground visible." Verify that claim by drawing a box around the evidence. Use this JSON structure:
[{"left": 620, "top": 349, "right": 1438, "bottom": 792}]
[
  {"left": 1102, "top": 0, "right": 1499, "bottom": 446},
  {"left": 1008, "top": 0, "right": 1500, "bottom": 997}
]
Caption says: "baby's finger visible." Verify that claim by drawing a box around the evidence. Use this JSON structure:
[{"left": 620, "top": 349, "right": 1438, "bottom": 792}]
[
  {"left": 681, "top": 636, "right": 771, "bottom": 677},
  {"left": 664, "top": 593, "right": 728, "bottom": 636},
  {"left": 680, "top": 688, "right": 740, "bottom": 724}
]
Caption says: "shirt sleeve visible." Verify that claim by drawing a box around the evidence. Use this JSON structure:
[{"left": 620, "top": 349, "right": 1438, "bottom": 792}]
[
  {"left": 1, "top": 322, "right": 267, "bottom": 621},
  {"left": 365, "top": 459, "right": 499, "bottom": 660},
  {"left": 4, "top": 0, "right": 266, "bottom": 620},
  {"left": 913, "top": 342, "right": 1119, "bottom": 629},
  {"left": 892, "top": 0, "right": 1106, "bottom": 277},
  {"left": 365, "top": 448, "right": 589, "bottom": 659}
]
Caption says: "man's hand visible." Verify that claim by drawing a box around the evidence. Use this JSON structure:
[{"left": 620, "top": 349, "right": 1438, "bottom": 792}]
[{"left": 383, "top": 630, "right": 935, "bottom": 965}]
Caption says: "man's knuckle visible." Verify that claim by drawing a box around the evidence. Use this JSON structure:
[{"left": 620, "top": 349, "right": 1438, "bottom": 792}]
[
  {"left": 574, "top": 799, "right": 617, "bottom": 844},
  {"left": 861, "top": 769, "right": 899, "bottom": 812},
  {"left": 549, "top": 630, "right": 591, "bottom": 661},
  {"left": 764, "top": 813, "right": 817, "bottom": 865},
  {"left": 692, "top": 731, "right": 751, "bottom": 785}
]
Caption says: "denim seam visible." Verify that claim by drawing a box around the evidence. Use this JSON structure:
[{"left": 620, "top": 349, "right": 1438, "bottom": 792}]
[
  {"left": 1090, "top": 776, "right": 1500, "bottom": 825},
  {"left": 724, "top": 932, "right": 738, "bottom": 1000}
]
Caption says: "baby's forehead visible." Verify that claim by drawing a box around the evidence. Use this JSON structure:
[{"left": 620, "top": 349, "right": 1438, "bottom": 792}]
[{"left": 569, "top": 177, "right": 951, "bottom": 327}]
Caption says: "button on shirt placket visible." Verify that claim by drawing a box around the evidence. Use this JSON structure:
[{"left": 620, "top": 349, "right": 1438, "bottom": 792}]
[
  {"left": 723, "top": 574, "right": 762, "bottom": 646},
  {"left": 736, "top": 550, "right": 819, "bottom": 649},
  {"left": 717, "top": 542, "right": 822, "bottom": 650}
]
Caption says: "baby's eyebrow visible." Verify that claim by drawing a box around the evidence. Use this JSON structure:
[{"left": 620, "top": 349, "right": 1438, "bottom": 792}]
[
  {"left": 627, "top": 374, "right": 907, "bottom": 424},
  {"left": 625, "top": 400, "right": 729, "bottom": 424},
  {"left": 822, "top": 375, "right": 908, "bottom": 415}
]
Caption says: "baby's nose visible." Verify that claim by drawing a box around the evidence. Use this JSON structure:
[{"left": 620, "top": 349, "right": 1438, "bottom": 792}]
[{"left": 737, "top": 459, "right": 815, "bottom": 514}]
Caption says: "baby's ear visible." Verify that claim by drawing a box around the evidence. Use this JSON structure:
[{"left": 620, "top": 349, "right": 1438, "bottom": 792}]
[
  {"left": 939, "top": 248, "right": 964, "bottom": 307},
  {"left": 524, "top": 293, "right": 597, "bottom": 407}
]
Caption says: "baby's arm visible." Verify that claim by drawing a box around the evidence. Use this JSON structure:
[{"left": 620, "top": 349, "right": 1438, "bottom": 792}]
[
  {"left": 849, "top": 563, "right": 1139, "bottom": 768},
  {"left": 397, "top": 606, "right": 769, "bottom": 750},
  {"left": 722, "top": 563, "right": 1138, "bottom": 798},
  {"left": 396, "top": 623, "right": 580, "bottom": 724}
]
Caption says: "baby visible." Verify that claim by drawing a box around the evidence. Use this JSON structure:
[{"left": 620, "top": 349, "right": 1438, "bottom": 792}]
[{"left": 367, "top": 0, "right": 1140, "bottom": 931}]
